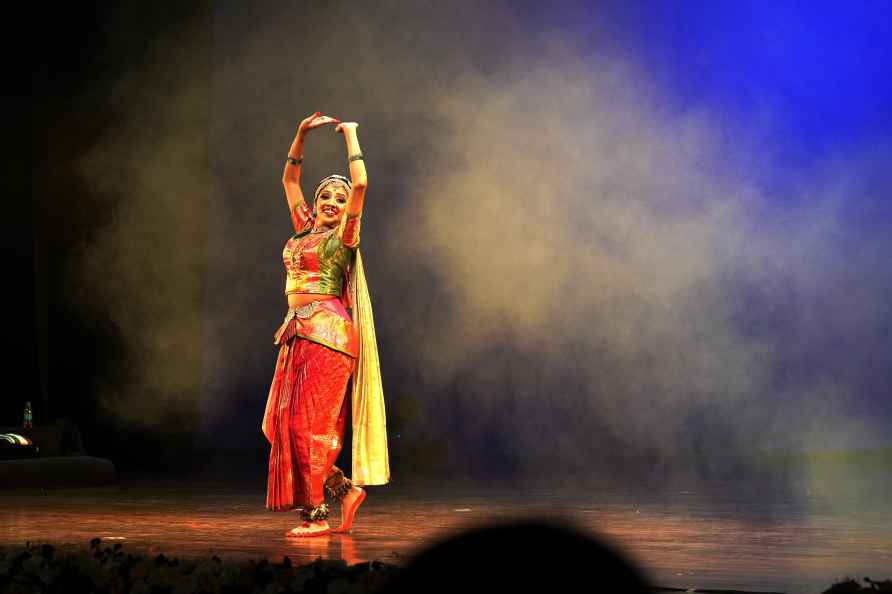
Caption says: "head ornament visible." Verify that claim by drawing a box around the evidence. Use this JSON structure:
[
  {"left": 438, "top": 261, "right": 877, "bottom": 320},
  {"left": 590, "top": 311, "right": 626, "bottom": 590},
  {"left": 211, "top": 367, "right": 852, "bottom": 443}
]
[{"left": 314, "top": 174, "right": 352, "bottom": 203}]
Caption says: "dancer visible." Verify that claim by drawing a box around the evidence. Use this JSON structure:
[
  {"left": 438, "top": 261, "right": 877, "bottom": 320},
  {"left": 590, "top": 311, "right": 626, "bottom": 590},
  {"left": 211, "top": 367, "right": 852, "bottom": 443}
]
[{"left": 262, "top": 112, "right": 389, "bottom": 537}]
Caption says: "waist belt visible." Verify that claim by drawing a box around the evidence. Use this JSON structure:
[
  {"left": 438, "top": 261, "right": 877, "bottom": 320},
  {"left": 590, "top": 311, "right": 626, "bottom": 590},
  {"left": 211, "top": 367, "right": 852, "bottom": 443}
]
[
  {"left": 285, "top": 301, "right": 320, "bottom": 321},
  {"left": 273, "top": 299, "right": 359, "bottom": 358}
]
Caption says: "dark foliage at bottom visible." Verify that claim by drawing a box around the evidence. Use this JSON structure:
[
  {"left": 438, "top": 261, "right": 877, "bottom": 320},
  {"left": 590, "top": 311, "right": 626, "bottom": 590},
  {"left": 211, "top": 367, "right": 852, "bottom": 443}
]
[{"left": 0, "top": 539, "right": 398, "bottom": 594}]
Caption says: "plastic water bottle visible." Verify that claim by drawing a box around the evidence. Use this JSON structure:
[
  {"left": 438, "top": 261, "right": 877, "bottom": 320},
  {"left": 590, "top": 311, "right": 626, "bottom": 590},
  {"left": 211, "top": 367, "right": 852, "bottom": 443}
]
[{"left": 23, "top": 401, "right": 33, "bottom": 429}]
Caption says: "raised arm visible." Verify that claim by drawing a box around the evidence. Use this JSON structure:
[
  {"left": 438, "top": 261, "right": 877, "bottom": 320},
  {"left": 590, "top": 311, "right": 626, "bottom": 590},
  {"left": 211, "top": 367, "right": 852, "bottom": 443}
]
[
  {"left": 336, "top": 123, "right": 367, "bottom": 219},
  {"left": 283, "top": 112, "right": 340, "bottom": 230}
]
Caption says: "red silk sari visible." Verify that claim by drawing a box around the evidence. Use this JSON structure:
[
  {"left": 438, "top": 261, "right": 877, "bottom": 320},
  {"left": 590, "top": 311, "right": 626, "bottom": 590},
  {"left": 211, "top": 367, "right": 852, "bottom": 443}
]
[{"left": 262, "top": 337, "right": 354, "bottom": 511}]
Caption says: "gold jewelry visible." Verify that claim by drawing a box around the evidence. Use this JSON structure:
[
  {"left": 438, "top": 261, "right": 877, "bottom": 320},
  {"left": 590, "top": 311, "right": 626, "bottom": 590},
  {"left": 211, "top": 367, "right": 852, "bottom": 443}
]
[
  {"left": 324, "top": 467, "right": 353, "bottom": 500},
  {"left": 299, "top": 503, "right": 330, "bottom": 522},
  {"left": 348, "top": 153, "right": 364, "bottom": 162},
  {"left": 314, "top": 174, "right": 352, "bottom": 202},
  {"left": 286, "top": 155, "right": 303, "bottom": 165}
]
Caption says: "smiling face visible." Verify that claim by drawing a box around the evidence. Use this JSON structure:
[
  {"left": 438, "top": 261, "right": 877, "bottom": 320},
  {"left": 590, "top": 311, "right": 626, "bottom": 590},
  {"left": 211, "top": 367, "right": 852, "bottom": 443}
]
[{"left": 314, "top": 182, "right": 349, "bottom": 229}]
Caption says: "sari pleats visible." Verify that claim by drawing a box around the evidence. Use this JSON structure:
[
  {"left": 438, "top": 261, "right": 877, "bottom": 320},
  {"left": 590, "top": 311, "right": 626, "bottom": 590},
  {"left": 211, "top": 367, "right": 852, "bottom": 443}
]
[{"left": 262, "top": 338, "right": 354, "bottom": 511}]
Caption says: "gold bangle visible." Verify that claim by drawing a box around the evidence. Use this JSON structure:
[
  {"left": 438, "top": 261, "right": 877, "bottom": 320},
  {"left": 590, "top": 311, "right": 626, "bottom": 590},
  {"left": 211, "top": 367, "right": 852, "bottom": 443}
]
[
  {"left": 286, "top": 155, "right": 303, "bottom": 165},
  {"left": 348, "top": 153, "right": 363, "bottom": 162}
]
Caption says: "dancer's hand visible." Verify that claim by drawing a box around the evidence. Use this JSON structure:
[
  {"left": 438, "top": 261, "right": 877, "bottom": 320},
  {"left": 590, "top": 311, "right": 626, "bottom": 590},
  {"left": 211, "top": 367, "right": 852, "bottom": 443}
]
[
  {"left": 298, "top": 112, "right": 341, "bottom": 137},
  {"left": 335, "top": 122, "right": 358, "bottom": 134}
]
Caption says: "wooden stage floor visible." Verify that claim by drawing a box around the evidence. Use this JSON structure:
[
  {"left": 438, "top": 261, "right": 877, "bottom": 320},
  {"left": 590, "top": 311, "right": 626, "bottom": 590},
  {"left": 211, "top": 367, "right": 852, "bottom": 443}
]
[{"left": 2, "top": 477, "right": 890, "bottom": 593}]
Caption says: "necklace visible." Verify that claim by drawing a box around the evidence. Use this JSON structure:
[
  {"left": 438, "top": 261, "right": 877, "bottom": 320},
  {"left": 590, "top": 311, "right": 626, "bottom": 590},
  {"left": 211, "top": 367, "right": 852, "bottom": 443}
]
[{"left": 289, "top": 225, "right": 332, "bottom": 269}]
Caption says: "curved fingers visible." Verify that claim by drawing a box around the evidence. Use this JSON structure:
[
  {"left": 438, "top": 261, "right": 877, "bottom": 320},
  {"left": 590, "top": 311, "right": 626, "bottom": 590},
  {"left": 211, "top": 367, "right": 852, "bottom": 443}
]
[{"left": 308, "top": 115, "right": 341, "bottom": 130}]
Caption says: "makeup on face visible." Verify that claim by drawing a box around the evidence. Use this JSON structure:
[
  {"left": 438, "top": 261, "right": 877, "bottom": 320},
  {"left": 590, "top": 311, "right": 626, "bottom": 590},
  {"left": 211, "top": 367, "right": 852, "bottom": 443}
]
[{"left": 316, "top": 184, "right": 349, "bottom": 223}]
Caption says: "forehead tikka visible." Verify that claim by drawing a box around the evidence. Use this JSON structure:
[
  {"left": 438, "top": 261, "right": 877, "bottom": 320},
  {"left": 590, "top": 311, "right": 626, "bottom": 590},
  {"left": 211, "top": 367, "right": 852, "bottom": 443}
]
[{"left": 314, "top": 174, "right": 352, "bottom": 202}]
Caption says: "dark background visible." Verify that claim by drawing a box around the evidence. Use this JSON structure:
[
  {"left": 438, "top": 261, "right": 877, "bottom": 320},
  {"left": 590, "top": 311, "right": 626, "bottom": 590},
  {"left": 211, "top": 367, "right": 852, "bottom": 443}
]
[
  {"left": 27, "top": 2, "right": 212, "bottom": 476},
  {"left": 24, "top": 1, "right": 892, "bottom": 488}
]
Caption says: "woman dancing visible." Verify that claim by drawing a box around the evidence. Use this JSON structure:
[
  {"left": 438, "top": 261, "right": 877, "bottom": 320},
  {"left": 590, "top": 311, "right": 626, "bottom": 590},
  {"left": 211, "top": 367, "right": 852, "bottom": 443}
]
[{"left": 262, "top": 112, "right": 390, "bottom": 537}]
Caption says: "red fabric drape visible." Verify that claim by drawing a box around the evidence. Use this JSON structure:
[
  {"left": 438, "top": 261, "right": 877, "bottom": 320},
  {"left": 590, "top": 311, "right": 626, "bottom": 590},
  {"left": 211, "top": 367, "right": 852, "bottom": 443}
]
[{"left": 263, "top": 338, "right": 354, "bottom": 511}]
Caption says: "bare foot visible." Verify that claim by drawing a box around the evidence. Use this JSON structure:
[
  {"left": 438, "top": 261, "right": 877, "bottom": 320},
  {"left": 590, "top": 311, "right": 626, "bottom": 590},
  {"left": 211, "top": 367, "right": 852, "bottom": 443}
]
[
  {"left": 287, "top": 520, "right": 330, "bottom": 537},
  {"left": 333, "top": 486, "right": 365, "bottom": 533}
]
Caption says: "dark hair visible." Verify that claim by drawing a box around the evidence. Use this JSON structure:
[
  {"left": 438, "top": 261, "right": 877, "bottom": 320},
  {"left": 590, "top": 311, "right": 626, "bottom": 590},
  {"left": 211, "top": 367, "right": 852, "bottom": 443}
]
[
  {"left": 314, "top": 174, "right": 351, "bottom": 202},
  {"left": 384, "top": 520, "right": 651, "bottom": 594}
]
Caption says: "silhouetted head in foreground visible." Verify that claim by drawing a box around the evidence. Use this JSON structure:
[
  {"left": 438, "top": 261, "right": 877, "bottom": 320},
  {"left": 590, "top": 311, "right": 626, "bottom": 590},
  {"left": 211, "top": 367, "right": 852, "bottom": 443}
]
[{"left": 386, "top": 520, "right": 652, "bottom": 593}]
